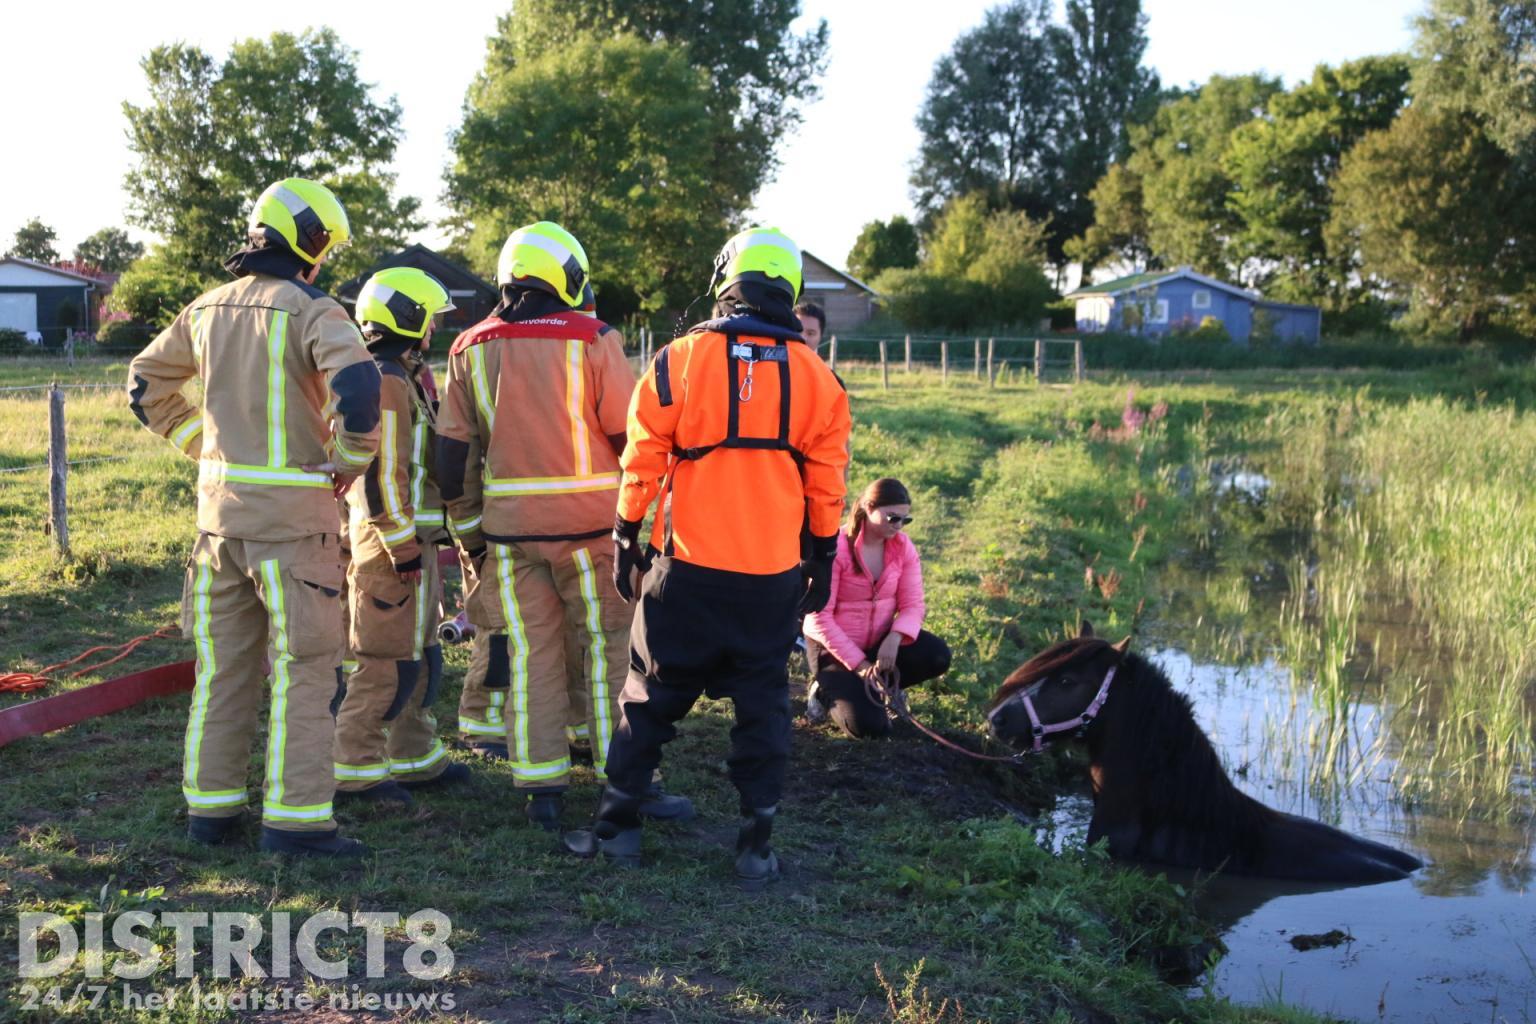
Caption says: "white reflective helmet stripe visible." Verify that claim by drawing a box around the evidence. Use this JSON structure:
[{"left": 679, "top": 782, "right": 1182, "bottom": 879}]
[
  {"left": 506, "top": 227, "right": 579, "bottom": 269},
  {"left": 267, "top": 183, "right": 312, "bottom": 218},
  {"left": 356, "top": 280, "right": 398, "bottom": 315}
]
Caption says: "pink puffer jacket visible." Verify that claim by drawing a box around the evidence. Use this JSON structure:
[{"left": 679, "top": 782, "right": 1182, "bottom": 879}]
[{"left": 804, "top": 529, "right": 926, "bottom": 671}]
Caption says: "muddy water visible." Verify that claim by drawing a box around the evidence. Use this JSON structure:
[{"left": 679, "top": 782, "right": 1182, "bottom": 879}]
[
  {"left": 1153, "top": 649, "right": 1534, "bottom": 1024},
  {"left": 1047, "top": 491, "right": 1535, "bottom": 1022}
]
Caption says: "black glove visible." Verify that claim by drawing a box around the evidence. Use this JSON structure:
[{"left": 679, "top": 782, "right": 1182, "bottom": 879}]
[
  {"left": 797, "top": 534, "right": 838, "bottom": 615},
  {"left": 612, "top": 516, "right": 644, "bottom": 603}
]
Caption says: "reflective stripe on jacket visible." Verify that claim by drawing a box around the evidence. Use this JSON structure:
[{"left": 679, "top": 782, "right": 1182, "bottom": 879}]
[
  {"left": 618, "top": 321, "right": 851, "bottom": 575},
  {"left": 128, "top": 273, "right": 381, "bottom": 541},
  {"left": 803, "top": 529, "right": 926, "bottom": 670},
  {"left": 437, "top": 312, "right": 632, "bottom": 543},
  {"left": 348, "top": 361, "right": 445, "bottom": 569}
]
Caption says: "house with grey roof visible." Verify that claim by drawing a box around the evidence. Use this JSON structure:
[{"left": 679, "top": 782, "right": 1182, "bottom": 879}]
[{"left": 1067, "top": 266, "right": 1321, "bottom": 344}]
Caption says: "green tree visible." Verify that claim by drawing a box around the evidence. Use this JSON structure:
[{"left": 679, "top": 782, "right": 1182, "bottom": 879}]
[
  {"left": 1327, "top": 105, "right": 1536, "bottom": 338},
  {"left": 447, "top": 34, "right": 731, "bottom": 317},
  {"left": 109, "top": 248, "right": 215, "bottom": 329},
  {"left": 1224, "top": 56, "right": 1410, "bottom": 306},
  {"left": 1132, "top": 74, "right": 1283, "bottom": 277},
  {"left": 485, "top": 0, "right": 828, "bottom": 223},
  {"left": 846, "top": 217, "right": 919, "bottom": 282},
  {"left": 1052, "top": 0, "right": 1160, "bottom": 252},
  {"left": 875, "top": 194, "right": 1054, "bottom": 330},
  {"left": 1412, "top": 0, "right": 1536, "bottom": 160},
  {"left": 911, "top": 0, "right": 1063, "bottom": 234},
  {"left": 123, "top": 29, "right": 421, "bottom": 284},
  {"left": 74, "top": 227, "right": 145, "bottom": 273},
  {"left": 1064, "top": 162, "right": 1151, "bottom": 270},
  {"left": 8, "top": 218, "right": 59, "bottom": 263}
]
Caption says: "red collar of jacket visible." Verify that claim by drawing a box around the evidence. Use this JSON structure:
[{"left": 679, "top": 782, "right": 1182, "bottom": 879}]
[{"left": 450, "top": 312, "right": 606, "bottom": 356}]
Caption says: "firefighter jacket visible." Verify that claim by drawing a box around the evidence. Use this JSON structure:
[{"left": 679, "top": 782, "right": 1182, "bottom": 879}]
[
  {"left": 618, "top": 313, "right": 851, "bottom": 575},
  {"left": 347, "top": 355, "right": 446, "bottom": 573},
  {"left": 436, "top": 310, "right": 633, "bottom": 552},
  {"left": 128, "top": 264, "right": 381, "bottom": 541}
]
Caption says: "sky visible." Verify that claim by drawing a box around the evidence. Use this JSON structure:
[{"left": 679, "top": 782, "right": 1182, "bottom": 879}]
[{"left": 5, "top": 0, "right": 1423, "bottom": 273}]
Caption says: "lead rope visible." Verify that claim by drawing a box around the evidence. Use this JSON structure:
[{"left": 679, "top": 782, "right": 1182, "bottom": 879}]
[{"left": 860, "top": 668, "right": 1031, "bottom": 765}]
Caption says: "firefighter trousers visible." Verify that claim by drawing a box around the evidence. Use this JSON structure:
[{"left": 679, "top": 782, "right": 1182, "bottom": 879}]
[
  {"left": 467, "top": 536, "right": 629, "bottom": 788},
  {"left": 333, "top": 546, "right": 447, "bottom": 789},
  {"left": 603, "top": 557, "right": 802, "bottom": 812},
  {"left": 459, "top": 622, "right": 591, "bottom": 750},
  {"left": 179, "top": 532, "right": 346, "bottom": 832}
]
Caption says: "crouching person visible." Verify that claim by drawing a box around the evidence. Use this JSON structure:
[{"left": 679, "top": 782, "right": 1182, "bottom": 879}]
[{"left": 334, "top": 268, "right": 470, "bottom": 805}]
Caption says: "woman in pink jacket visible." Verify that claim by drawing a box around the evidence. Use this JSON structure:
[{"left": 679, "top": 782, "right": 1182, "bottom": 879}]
[{"left": 803, "top": 478, "right": 952, "bottom": 738}]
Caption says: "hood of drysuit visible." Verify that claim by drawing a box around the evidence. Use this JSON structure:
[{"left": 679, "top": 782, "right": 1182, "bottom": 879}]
[{"left": 702, "top": 280, "right": 805, "bottom": 341}]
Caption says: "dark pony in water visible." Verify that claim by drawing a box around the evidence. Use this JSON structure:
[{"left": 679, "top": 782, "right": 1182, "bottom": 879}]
[{"left": 986, "top": 625, "right": 1422, "bottom": 883}]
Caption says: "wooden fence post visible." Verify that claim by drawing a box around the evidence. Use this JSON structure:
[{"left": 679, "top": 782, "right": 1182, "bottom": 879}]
[
  {"left": 829, "top": 334, "right": 838, "bottom": 372},
  {"left": 940, "top": 340, "right": 949, "bottom": 385},
  {"left": 986, "top": 337, "right": 995, "bottom": 385},
  {"left": 904, "top": 334, "right": 912, "bottom": 373},
  {"left": 48, "top": 384, "right": 70, "bottom": 558},
  {"left": 1074, "top": 338, "right": 1085, "bottom": 383},
  {"left": 973, "top": 338, "right": 981, "bottom": 379},
  {"left": 879, "top": 340, "right": 889, "bottom": 390},
  {"left": 1034, "top": 338, "right": 1045, "bottom": 381}
]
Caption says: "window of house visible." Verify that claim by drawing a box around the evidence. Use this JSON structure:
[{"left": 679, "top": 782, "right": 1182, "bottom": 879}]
[
  {"left": 1192, "top": 289, "right": 1211, "bottom": 309},
  {"left": 1149, "top": 299, "right": 1169, "bottom": 324}
]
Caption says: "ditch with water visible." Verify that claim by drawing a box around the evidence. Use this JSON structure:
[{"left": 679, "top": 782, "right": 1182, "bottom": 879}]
[{"left": 1050, "top": 456, "right": 1535, "bottom": 1024}]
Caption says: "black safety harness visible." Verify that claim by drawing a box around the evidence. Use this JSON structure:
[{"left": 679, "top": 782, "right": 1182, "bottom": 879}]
[{"left": 657, "top": 317, "right": 811, "bottom": 557}]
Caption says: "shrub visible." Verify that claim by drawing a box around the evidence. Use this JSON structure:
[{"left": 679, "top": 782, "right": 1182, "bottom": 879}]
[
  {"left": 96, "top": 317, "right": 157, "bottom": 351},
  {"left": 0, "top": 327, "right": 32, "bottom": 354},
  {"left": 109, "top": 250, "right": 210, "bottom": 328}
]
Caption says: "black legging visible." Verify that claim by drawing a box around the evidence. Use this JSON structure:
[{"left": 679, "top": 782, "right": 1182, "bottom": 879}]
[{"left": 806, "top": 630, "right": 951, "bottom": 738}]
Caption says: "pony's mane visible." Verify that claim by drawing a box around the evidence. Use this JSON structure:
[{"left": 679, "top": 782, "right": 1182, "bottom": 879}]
[
  {"left": 987, "top": 637, "right": 1119, "bottom": 711},
  {"left": 1099, "top": 651, "right": 1275, "bottom": 851}
]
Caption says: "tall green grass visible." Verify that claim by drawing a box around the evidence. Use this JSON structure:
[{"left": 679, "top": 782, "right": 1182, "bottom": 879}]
[{"left": 1257, "top": 398, "right": 1536, "bottom": 819}]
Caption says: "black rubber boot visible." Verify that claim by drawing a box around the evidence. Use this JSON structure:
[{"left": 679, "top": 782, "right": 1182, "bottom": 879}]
[
  {"left": 187, "top": 813, "right": 245, "bottom": 846},
  {"left": 524, "top": 788, "right": 566, "bottom": 832},
  {"left": 397, "top": 762, "right": 471, "bottom": 790},
  {"left": 563, "top": 786, "right": 643, "bottom": 865},
  {"left": 259, "top": 827, "right": 367, "bottom": 859},
  {"left": 639, "top": 783, "right": 696, "bottom": 822},
  {"left": 734, "top": 806, "right": 780, "bottom": 891},
  {"left": 334, "top": 780, "right": 414, "bottom": 806},
  {"left": 468, "top": 742, "right": 508, "bottom": 760}
]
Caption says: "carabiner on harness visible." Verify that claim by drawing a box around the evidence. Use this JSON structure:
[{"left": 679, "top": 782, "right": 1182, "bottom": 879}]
[{"left": 731, "top": 341, "right": 756, "bottom": 403}]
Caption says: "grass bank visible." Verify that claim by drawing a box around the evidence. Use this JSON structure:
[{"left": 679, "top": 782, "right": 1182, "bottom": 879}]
[{"left": 14, "top": 361, "right": 1502, "bottom": 1022}]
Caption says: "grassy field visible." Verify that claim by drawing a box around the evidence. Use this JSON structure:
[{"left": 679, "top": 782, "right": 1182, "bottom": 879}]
[{"left": 3, "top": 355, "right": 1533, "bottom": 1022}]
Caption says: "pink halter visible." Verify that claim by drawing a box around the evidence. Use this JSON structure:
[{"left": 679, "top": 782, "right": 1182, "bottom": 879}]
[{"left": 988, "top": 665, "right": 1117, "bottom": 754}]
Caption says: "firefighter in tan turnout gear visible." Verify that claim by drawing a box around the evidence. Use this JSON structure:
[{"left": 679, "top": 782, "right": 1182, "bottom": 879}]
[
  {"left": 437, "top": 222, "right": 668, "bottom": 831},
  {"left": 128, "top": 178, "right": 381, "bottom": 858},
  {"left": 332, "top": 267, "right": 472, "bottom": 805}
]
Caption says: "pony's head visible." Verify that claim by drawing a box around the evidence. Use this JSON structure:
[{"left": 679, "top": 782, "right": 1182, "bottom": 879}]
[{"left": 987, "top": 622, "right": 1130, "bottom": 752}]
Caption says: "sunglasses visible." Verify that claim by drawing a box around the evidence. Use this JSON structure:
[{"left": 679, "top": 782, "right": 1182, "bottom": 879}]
[{"left": 875, "top": 511, "right": 914, "bottom": 527}]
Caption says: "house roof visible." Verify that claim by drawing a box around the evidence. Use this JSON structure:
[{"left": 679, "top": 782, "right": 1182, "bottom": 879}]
[
  {"left": 801, "top": 251, "right": 878, "bottom": 296},
  {"left": 1067, "top": 266, "right": 1258, "bottom": 302},
  {"left": 335, "top": 244, "right": 497, "bottom": 304},
  {"left": 0, "top": 257, "right": 103, "bottom": 285}
]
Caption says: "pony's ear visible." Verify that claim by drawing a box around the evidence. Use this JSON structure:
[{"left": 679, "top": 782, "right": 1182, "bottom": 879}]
[
  {"left": 1079, "top": 620, "right": 1095, "bottom": 638},
  {"left": 1112, "top": 636, "right": 1131, "bottom": 654}
]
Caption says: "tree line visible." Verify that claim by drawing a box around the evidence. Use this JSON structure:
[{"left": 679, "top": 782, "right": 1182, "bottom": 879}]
[
  {"left": 856, "top": 0, "right": 1536, "bottom": 340},
  {"left": 18, "top": 0, "right": 1532, "bottom": 343}
]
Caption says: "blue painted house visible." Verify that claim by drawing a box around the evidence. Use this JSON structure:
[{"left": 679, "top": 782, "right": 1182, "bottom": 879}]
[{"left": 1067, "top": 267, "right": 1321, "bottom": 344}]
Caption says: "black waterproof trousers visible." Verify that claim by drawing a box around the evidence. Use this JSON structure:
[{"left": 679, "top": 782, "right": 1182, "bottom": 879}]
[
  {"left": 603, "top": 556, "right": 802, "bottom": 811},
  {"left": 806, "top": 631, "right": 952, "bottom": 738}
]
